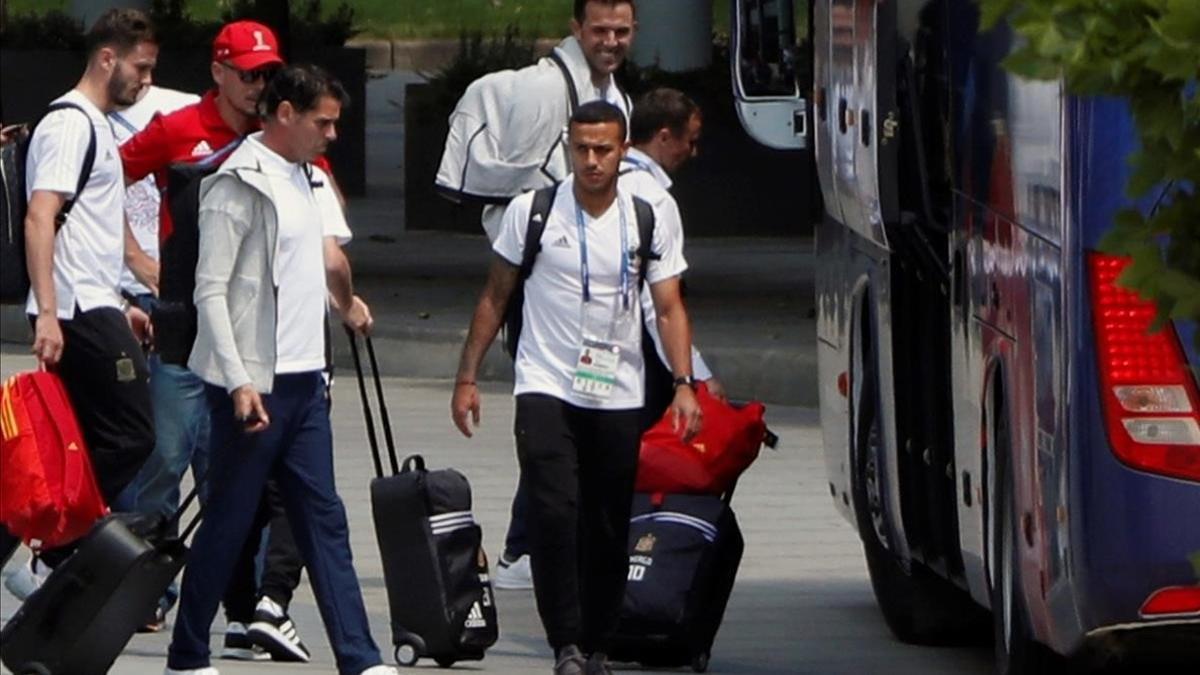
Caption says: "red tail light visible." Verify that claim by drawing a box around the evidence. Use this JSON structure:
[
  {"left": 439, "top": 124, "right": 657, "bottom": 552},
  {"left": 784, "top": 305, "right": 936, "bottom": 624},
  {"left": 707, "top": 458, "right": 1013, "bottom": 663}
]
[
  {"left": 1139, "top": 586, "right": 1200, "bottom": 618},
  {"left": 1088, "top": 253, "right": 1200, "bottom": 482}
]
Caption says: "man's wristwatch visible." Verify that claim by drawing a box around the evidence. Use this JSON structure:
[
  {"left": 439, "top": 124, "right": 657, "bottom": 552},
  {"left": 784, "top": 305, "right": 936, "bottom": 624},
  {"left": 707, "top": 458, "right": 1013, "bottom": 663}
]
[{"left": 672, "top": 375, "right": 697, "bottom": 391}]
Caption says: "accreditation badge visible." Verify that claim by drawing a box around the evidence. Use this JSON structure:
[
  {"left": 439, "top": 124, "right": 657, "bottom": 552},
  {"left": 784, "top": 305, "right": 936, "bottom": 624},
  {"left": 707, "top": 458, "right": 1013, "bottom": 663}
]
[{"left": 572, "top": 338, "right": 621, "bottom": 399}]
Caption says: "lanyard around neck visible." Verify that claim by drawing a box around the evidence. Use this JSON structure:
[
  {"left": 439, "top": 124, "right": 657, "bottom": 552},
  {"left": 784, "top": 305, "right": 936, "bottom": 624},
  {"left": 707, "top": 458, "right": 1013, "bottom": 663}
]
[{"left": 574, "top": 198, "right": 630, "bottom": 308}]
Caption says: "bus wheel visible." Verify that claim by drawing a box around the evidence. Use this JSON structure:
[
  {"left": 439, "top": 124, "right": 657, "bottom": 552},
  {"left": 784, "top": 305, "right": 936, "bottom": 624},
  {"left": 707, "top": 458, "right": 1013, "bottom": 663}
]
[
  {"left": 851, "top": 358, "right": 984, "bottom": 645},
  {"left": 990, "top": 413, "right": 1057, "bottom": 674}
]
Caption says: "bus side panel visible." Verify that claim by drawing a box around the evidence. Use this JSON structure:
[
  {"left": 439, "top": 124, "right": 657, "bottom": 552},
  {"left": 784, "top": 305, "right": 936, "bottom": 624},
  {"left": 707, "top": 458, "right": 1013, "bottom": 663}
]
[
  {"left": 1065, "top": 96, "right": 1200, "bottom": 648},
  {"left": 816, "top": 212, "right": 855, "bottom": 523}
]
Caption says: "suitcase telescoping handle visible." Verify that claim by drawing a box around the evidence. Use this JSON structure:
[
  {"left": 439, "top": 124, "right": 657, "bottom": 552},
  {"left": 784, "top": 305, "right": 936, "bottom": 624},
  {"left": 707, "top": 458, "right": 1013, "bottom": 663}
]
[{"left": 345, "top": 327, "right": 401, "bottom": 478}]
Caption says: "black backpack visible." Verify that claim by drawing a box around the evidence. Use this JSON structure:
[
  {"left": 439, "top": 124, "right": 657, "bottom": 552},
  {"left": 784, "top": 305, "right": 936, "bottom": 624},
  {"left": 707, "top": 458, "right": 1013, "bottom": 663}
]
[
  {"left": 1, "top": 102, "right": 97, "bottom": 305},
  {"left": 503, "top": 186, "right": 657, "bottom": 358},
  {"left": 155, "top": 139, "right": 242, "bottom": 365}
]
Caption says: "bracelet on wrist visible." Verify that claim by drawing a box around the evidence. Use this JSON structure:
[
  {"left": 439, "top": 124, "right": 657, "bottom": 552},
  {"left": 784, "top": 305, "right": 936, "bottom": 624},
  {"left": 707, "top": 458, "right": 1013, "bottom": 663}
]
[{"left": 455, "top": 380, "right": 477, "bottom": 387}]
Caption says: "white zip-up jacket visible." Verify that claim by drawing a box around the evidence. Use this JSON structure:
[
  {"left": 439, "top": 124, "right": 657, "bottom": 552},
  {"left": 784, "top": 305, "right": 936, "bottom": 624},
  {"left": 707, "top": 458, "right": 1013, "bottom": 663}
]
[
  {"left": 188, "top": 140, "right": 334, "bottom": 394},
  {"left": 435, "top": 36, "right": 631, "bottom": 233}
]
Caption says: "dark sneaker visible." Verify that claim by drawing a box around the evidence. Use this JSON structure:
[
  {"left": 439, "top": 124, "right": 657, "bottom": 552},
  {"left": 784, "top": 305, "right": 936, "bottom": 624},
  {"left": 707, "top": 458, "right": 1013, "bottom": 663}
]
[
  {"left": 247, "top": 598, "right": 312, "bottom": 663},
  {"left": 220, "top": 621, "right": 268, "bottom": 660},
  {"left": 553, "top": 645, "right": 586, "bottom": 675},
  {"left": 585, "top": 652, "right": 613, "bottom": 675}
]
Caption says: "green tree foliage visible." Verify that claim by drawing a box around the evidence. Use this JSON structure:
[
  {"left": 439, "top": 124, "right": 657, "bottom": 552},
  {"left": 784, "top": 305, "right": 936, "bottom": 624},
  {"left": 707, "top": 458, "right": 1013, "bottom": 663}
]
[{"left": 980, "top": 0, "right": 1200, "bottom": 335}]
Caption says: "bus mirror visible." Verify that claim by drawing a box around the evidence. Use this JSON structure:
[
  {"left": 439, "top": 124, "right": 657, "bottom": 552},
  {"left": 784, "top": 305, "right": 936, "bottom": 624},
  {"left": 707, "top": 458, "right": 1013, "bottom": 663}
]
[{"left": 731, "top": 0, "right": 810, "bottom": 150}]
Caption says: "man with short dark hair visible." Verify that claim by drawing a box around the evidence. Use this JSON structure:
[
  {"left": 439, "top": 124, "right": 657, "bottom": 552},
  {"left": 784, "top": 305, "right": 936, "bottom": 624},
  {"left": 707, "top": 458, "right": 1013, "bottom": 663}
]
[
  {"left": 120, "top": 20, "right": 320, "bottom": 658},
  {"left": 10, "top": 7, "right": 157, "bottom": 581},
  {"left": 438, "top": 0, "right": 639, "bottom": 240},
  {"left": 622, "top": 87, "right": 723, "bottom": 424},
  {"left": 440, "top": 0, "right": 641, "bottom": 592},
  {"left": 165, "top": 64, "right": 388, "bottom": 675},
  {"left": 452, "top": 101, "right": 702, "bottom": 675}
]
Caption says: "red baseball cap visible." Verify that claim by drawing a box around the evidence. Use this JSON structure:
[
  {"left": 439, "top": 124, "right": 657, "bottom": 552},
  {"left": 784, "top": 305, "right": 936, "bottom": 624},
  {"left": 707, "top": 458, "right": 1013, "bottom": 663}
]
[{"left": 212, "top": 21, "right": 284, "bottom": 71}]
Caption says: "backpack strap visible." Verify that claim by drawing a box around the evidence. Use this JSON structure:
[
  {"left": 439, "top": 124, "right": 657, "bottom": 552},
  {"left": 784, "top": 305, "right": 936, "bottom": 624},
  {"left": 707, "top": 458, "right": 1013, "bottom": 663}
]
[
  {"left": 520, "top": 186, "right": 558, "bottom": 280},
  {"left": 35, "top": 102, "right": 97, "bottom": 230},
  {"left": 632, "top": 195, "right": 658, "bottom": 288},
  {"left": 548, "top": 51, "right": 580, "bottom": 114}
]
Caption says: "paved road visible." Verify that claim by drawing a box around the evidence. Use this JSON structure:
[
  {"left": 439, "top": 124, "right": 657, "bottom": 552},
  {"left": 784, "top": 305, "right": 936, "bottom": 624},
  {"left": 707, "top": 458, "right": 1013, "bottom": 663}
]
[{"left": 0, "top": 351, "right": 993, "bottom": 674}]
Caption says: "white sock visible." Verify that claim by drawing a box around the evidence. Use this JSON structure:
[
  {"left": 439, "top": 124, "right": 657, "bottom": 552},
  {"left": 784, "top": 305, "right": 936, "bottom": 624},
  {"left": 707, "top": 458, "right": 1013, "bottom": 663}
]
[{"left": 256, "top": 595, "right": 285, "bottom": 618}]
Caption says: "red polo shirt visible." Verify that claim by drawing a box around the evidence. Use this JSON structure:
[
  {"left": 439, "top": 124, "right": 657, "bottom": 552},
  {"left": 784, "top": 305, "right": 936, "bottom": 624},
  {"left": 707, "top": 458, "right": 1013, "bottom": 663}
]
[{"left": 120, "top": 89, "right": 334, "bottom": 242}]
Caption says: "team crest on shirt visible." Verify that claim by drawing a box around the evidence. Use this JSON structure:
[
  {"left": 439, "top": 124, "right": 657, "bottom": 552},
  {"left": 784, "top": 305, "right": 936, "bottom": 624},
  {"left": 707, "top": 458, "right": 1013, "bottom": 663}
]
[{"left": 190, "top": 140, "right": 213, "bottom": 157}]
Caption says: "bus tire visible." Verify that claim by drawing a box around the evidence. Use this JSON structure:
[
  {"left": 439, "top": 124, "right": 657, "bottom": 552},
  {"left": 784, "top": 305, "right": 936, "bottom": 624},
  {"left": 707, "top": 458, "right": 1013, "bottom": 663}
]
[
  {"left": 990, "top": 410, "right": 1057, "bottom": 674},
  {"left": 851, "top": 348, "right": 984, "bottom": 645}
]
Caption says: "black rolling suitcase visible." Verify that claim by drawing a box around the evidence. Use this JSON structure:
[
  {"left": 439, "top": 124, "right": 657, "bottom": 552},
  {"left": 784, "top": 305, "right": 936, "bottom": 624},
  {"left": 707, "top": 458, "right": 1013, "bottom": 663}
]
[
  {"left": 0, "top": 493, "right": 201, "bottom": 675},
  {"left": 346, "top": 330, "right": 498, "bottom": 668},
  {"left": 610, "top": 492, "right": 744, "bottom": 673}
]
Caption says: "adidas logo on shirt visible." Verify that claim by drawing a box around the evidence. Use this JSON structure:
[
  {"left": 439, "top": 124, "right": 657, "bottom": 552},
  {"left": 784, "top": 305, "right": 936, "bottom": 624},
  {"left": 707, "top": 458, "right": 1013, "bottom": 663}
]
[
  {"left": 190, "top": 140, "right": 213, "bottom": 157},
  {"left": 551, "top": 235, "right": 570, "bottom": 249}
]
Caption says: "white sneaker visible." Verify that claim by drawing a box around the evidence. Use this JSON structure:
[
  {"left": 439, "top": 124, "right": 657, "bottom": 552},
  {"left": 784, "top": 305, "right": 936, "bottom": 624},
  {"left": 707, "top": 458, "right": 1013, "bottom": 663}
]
[
  {"left": 494, "top": 553, "right": 533, "bottom": 590},
  {"left": 164, "top": 667, "right": 220, "bottom": 675},
  {"left": 359, "top": 666, "right": 400, "bottom": 675},
  {"left": 4, "top": 554, "right": 49, "bottom": 601}
]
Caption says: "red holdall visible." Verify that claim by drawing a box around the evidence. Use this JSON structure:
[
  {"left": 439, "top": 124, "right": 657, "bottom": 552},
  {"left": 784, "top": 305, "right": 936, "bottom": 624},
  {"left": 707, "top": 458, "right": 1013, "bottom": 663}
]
[
  {"left": 0, "top": 370, "right": 108, "bottom": 549},
  {"left": 635, "top": 383, "right": 771, "bottom": 495}
]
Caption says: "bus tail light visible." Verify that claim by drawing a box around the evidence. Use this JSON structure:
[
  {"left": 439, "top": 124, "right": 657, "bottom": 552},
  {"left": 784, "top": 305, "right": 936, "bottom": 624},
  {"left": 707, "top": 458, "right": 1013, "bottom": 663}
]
[
  {"left": 1139, "top": 586, "right": 1200, "bottom": 618},
  {"left": 1088, "top": 253, "right": 1200, "bottom": 483}
]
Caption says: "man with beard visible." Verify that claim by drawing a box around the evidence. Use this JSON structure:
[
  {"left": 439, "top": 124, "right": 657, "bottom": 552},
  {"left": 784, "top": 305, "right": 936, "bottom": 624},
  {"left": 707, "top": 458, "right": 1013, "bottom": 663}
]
[
  {"left": 18, "top": 7, "right": 157, "bottom": 568},
  {"left": 452, "top": 101, "right": 702, "bottom": 675},
  {"left": 119, "top": 21, "right": 325, "bottom": 660}
]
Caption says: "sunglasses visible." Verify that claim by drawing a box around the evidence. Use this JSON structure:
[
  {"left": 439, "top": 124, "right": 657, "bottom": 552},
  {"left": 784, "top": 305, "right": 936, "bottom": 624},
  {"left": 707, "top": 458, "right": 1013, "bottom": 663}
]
[{"left": 222, "top": 62, "right": 279, "bottom": 84}]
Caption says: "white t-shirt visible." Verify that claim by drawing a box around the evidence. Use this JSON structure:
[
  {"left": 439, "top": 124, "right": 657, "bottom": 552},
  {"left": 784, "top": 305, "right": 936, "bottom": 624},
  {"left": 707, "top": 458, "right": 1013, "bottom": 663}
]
[
  {"left": 24, "top": 90, "right": 127, "bottom": 318},
  {"left": 493, "top": 177, "right": 687, "bottom": 410},
  {"left": 243, "top": 135, "right": 351, "bottom": 375},
  {"left": 618, "top": 150, "right": 713, "bottom": 381},
  {"left": 109, "top": 86, "right": 200, "bottom": 295}
]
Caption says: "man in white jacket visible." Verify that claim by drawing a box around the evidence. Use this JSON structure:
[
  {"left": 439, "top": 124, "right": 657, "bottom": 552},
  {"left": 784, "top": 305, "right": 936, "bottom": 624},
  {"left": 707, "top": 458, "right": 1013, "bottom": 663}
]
[
  {"left": 436, "top": 0, "right": 638, "bottom": 240},
  {"left": 166, "top": 64, "right": 390, "bottom": 675}
]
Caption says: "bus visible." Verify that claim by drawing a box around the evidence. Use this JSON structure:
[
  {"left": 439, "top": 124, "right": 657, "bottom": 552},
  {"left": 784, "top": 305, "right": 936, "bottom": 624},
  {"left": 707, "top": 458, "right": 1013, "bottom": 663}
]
[{"left": 729, "top": 1, "right": 1200, "bottom": 672}]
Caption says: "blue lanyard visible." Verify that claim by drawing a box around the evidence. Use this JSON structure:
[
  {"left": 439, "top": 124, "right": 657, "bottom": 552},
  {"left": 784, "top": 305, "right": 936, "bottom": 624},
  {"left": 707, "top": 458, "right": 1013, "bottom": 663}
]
[{"left": 574, "top": 199, "right": 630, "bottom": 308}]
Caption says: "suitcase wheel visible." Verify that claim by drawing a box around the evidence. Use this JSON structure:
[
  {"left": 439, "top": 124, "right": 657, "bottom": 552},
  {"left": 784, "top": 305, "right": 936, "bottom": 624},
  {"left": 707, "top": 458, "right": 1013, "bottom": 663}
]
[
  {"left": 691, "top": 651, "right": 711, "bottom": 673},
  {"left": 394, "top": 640, "right": 421, "bottom": 667},
  {"left": 435, "top": 656, "right": 457, "bottom": 668}
]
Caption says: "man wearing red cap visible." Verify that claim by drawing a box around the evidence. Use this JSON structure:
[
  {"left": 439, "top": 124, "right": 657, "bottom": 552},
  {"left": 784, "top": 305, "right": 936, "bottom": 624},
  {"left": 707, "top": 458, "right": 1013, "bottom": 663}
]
[{"left": 120, "top": 20, "right": 327, "bottom": 663}]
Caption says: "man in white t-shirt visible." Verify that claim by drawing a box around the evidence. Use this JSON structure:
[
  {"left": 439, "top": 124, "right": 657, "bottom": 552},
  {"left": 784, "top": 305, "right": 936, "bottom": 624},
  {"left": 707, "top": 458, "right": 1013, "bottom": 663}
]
[
  {"left": 166, "top": 64, "right": 391, "bottom": 675},
  {"left": 451, "top": 101, "right": 702, "bottom": 675},
  {"left": 18, "top": 8, "right": 158, "bottom": 569},
  {"left": 619, "top": 87, "right": 725, "bottom": 424}
]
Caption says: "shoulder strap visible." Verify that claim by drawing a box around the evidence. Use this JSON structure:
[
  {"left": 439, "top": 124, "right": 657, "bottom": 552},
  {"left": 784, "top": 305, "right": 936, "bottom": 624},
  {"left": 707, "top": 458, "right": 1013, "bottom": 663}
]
[
  {"left": 37, "top": 102, "right": 97, "bottom": 230},
  {"left": 521, "top": 186, "right": 558, "bottom": 280},
  {"left": 548, "top": 51, "right": 580, "bottom": 113},
  {"left": 632, "top": 195, "right": 658, "bottom": 288}
]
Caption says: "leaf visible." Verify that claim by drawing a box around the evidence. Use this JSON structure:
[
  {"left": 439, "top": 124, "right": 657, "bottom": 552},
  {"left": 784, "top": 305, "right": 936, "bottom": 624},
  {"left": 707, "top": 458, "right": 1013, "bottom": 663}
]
[
  {"left": 1003, "top": 50, "right": 1062, "bottom": 80},
  {"left": 979, "top": 0, "right": 1019, "bottom": 30}
]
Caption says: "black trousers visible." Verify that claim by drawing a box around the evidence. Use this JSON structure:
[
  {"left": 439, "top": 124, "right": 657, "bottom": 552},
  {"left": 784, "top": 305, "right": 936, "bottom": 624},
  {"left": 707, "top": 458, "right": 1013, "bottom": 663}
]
[
  {"left": 640, "top": 325, "right": 675, "bottom": 431},
  {"left": 34, "top": 306, "right": 155, "bottom": 567},
  {"left": 514, "top": 394, "right": 641, "bottom": 654}
]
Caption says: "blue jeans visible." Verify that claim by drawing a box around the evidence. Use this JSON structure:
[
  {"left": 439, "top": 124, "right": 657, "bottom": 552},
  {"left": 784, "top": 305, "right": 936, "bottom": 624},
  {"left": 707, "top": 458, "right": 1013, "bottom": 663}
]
[{"left": 168, "top": 373, "right": 381, "bottom": 674}]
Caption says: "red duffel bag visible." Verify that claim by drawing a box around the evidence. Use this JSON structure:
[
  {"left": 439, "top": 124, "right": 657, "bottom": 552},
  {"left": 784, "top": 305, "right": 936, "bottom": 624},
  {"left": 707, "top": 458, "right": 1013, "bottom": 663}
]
[
  {"left": 0, "top": 370, "right": 108, "bottom": 549},
  {"left": 635, "top": 383, "right": 772, "bottom": 495}
]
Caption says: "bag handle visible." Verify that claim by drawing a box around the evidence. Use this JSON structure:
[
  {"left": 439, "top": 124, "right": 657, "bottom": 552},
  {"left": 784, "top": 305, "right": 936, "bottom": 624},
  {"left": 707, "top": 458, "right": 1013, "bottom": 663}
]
[
  {"left": 345, "top": 326, "right": 400, "bottom": 477},
  {"left": 401, "top": 454, "right": 426, "bottom": 473}
]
